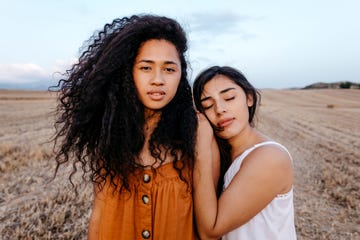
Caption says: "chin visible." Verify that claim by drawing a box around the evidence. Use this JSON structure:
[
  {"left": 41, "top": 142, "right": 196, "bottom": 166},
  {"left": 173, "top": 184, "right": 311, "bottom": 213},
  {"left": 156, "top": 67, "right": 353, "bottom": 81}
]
[
  {"left": 216, "top": 132, "right": 232, "bottom": 140},
  {"left": 218, "top": 129, "right": 239, "bottom": 140}
]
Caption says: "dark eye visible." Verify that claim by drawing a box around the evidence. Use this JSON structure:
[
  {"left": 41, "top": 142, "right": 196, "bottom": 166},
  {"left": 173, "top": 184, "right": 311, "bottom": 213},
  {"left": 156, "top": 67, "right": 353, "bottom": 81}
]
[
  {"left": 165, "top": 67, "right": 175, "bottom": 72},
  {"left": 140, "top": 66, "right": 151, "bottom": 71}
]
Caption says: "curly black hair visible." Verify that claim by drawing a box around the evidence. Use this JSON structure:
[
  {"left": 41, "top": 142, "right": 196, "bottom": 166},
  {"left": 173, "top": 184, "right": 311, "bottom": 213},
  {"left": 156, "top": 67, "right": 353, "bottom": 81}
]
[{"left": 51, "top": 14, "right": 197, "bottom": 192}]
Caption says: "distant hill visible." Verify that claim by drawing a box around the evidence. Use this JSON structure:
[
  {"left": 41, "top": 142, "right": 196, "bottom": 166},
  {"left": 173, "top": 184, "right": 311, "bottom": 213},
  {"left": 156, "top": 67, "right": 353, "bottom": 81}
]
[{"left": 303, "top": 81, "right": 360, "bottom": 89}]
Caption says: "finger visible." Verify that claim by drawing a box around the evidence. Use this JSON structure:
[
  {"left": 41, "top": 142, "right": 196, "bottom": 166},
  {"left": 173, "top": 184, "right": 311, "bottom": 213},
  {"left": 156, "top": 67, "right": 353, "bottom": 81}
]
[{"left": 197, "top": 113, "right": 207, "bottom": 121}]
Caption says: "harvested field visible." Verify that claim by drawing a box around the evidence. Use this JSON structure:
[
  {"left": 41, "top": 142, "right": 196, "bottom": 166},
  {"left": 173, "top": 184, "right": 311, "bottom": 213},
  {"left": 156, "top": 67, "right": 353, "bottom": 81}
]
[{"left": 0, "top": 89, "right": 359, "bottom": 239}]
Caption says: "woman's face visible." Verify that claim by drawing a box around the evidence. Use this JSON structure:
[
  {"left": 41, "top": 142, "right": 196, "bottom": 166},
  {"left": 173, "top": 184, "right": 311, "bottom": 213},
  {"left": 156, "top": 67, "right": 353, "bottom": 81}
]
[
  {"left": 200, "top": 75, "right": 253, "bottom": 140},
  {"left": 133, "top": 39, "right": 181, "bottom": 113}
]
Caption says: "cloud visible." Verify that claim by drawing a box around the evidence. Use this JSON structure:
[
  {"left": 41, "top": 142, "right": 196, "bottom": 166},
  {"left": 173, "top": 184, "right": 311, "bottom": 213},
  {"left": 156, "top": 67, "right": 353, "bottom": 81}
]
[
  {"left": 0, "top": 58, "right": 78, "bottom": 84},
  {"left": 51, "top": 57, "right": 79, "bottom": 74},
  {"left": 186, "top": 12, "right": 259, "bottom": 40},
  {"left": 0, "top": 63, "right": 50, "bottom": 83}
]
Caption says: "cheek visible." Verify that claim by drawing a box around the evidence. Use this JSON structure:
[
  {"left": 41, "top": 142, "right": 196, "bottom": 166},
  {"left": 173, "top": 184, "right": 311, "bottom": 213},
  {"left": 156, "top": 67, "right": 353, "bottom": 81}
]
[
  {"left": 168, "top": 77, "right": 181, "bottom": 94},
  {"left": 133, "top": 81, "right": 143, "bottom": 96},
  {"left": 132, "top": 72, "right": 142, "bottom": 89}
]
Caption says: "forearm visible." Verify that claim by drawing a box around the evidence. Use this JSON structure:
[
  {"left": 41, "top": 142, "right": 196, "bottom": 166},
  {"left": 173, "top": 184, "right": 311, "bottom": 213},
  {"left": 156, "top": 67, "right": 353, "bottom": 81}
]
[
  {"left": 193, "top": 150, "right": 221, "bottom": 239},
  {"left": 211, "top": 138, "right": 220, "bottom": 190}
]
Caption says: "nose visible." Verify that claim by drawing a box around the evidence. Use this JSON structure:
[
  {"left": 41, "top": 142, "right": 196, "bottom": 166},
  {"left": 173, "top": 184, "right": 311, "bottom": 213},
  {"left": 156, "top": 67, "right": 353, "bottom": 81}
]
[
  {"left": 150, "top": 68, "right": 165, "bottom": 85},
  {"left": 215, "top": 101, "right": 226, "bottom": 114}
]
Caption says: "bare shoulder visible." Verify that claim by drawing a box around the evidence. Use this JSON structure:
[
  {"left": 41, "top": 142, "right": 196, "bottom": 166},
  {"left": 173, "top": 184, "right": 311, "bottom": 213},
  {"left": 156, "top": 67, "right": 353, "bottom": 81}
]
[
  {"left": 241, "top": 143, "right": 294, "bottom": 193},
  {"left": 244, "top": 143, "right": 292, "bottom": 168}
]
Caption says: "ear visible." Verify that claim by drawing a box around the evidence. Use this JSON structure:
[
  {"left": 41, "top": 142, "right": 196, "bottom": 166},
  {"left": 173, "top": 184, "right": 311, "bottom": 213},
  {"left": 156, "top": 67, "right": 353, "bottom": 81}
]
[{"left": 247, "top": 94, "right": 254, "bottom": 107}]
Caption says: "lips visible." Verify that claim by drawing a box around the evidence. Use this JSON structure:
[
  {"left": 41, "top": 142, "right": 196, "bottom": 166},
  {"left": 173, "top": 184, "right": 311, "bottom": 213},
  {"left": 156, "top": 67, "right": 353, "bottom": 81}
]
[
  {"left": 148, "top": 90, "right": 165, "bottom": 101},
  {"left": 218, "top": 118, "right": 234, "bottom": 128}
]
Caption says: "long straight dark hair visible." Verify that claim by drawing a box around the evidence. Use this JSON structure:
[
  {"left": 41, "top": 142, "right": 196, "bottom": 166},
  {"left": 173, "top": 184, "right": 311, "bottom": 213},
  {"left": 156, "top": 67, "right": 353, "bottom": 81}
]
[{"left": 193, "top": 66, "right": 261, "bottom": 196}]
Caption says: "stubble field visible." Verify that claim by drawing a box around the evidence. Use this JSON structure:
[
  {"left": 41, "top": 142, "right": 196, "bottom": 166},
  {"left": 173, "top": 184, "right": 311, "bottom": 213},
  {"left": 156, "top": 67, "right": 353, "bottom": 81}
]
[{"left": 0, "top": 89, "right": 359, "bottom": 239}]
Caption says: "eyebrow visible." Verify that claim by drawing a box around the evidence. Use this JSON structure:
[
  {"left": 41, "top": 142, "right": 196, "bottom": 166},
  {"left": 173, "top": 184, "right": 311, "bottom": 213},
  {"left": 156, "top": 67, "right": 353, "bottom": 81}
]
[
  {"left": 200, "top": 87, "right": 236, "bottom": 102},
  {"left": 136, "top": 59, "right": 179, "bottom": 66}
]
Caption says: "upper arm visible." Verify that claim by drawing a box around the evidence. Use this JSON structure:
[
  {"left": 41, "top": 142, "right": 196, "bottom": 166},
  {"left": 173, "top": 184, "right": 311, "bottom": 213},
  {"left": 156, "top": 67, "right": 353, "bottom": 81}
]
[{"left": 213, "top": 146, "right": 294, "bottom": 235}]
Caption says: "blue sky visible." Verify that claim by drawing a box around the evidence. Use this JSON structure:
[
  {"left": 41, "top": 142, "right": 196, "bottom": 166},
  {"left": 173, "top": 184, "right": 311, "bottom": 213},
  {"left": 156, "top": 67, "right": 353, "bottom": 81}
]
[{"left": 0, "top": 0, "right": 359, "bottom": 89}]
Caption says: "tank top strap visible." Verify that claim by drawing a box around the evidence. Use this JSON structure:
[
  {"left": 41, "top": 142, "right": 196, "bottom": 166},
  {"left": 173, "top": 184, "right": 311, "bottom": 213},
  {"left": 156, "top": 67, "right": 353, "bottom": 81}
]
[
  {"left": 233, "top": 141, "right": 291, "bottom": 169},
  {"left": 254, "top": 141, "right": 293, "bottom": 163},
  {"left": 224, "top": 141, "right": 292, "bottom": 189}
]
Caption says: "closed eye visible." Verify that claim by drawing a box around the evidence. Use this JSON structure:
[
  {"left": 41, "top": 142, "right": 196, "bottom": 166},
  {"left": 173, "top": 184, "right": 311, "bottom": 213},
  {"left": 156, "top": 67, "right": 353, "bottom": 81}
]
[
  {"left": 225, "top": 96, "right": 235, "bottom": 101},
  {"left": 203, "top": 104, "right": 213, "bottom": 110}
]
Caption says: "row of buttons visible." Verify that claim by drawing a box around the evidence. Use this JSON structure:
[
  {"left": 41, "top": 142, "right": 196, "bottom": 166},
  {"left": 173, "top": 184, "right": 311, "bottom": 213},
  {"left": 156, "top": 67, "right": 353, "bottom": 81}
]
[{"left": 142, "top": 173, "right": 151, "bottom": 239}]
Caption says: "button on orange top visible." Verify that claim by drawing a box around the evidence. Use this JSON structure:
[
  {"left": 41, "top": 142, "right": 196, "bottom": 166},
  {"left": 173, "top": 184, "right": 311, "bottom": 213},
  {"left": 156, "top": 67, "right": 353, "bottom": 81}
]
[
  {"left": 96, "top": 163, "right": 197, "bottom": 239},
  {"left": 143, "top": 174, "right": 151, "bottom": 183}
]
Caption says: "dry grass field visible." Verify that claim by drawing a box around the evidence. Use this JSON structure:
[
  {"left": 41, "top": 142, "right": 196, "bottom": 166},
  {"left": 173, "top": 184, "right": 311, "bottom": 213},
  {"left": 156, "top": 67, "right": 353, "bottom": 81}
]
[{"left": 0, "top": 89, "right": 359, "bottom": 239}]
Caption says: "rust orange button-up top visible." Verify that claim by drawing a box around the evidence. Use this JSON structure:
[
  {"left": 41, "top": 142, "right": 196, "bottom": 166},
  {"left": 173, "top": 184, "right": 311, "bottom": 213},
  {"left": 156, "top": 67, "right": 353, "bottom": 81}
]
[{"left": 96, "top": 163, "right": 197, "bottom": 240}]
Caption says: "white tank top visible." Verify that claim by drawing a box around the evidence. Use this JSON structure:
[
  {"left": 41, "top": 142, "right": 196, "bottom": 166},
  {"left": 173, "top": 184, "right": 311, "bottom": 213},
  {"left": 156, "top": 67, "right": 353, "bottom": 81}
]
[{"left": 222, "top": 141, "right": 297, "bottom": 240}]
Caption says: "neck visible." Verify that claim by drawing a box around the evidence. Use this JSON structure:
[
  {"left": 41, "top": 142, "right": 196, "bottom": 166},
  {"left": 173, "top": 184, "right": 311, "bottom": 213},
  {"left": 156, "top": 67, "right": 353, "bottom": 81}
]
[
  {"left": 228, "top": 127, "right": 268, "bottom": 160},
  {"left": 144, "top": 109, "right": 161, "bottom": 136}
]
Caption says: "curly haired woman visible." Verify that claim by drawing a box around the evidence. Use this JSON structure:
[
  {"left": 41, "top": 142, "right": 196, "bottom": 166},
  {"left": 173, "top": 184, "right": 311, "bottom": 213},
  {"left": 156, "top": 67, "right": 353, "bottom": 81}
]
[{"left": 52, "top": 14, "right": 198, "bottom": 239}]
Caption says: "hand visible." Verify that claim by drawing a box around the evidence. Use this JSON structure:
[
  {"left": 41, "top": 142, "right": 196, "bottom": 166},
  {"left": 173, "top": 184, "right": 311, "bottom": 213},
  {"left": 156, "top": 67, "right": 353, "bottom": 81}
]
[
  {"left": 195, "top": 112, "right": 219, "bottom": 166},
  {"left": 196, "top": 112, "right": 214, "bottom": 150}
]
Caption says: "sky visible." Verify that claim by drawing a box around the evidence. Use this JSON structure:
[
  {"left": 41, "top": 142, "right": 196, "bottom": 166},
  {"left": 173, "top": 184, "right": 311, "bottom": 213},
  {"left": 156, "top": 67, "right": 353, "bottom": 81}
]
[{"left": 0, "top": 0, "right": 359, "bottom": 89}]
